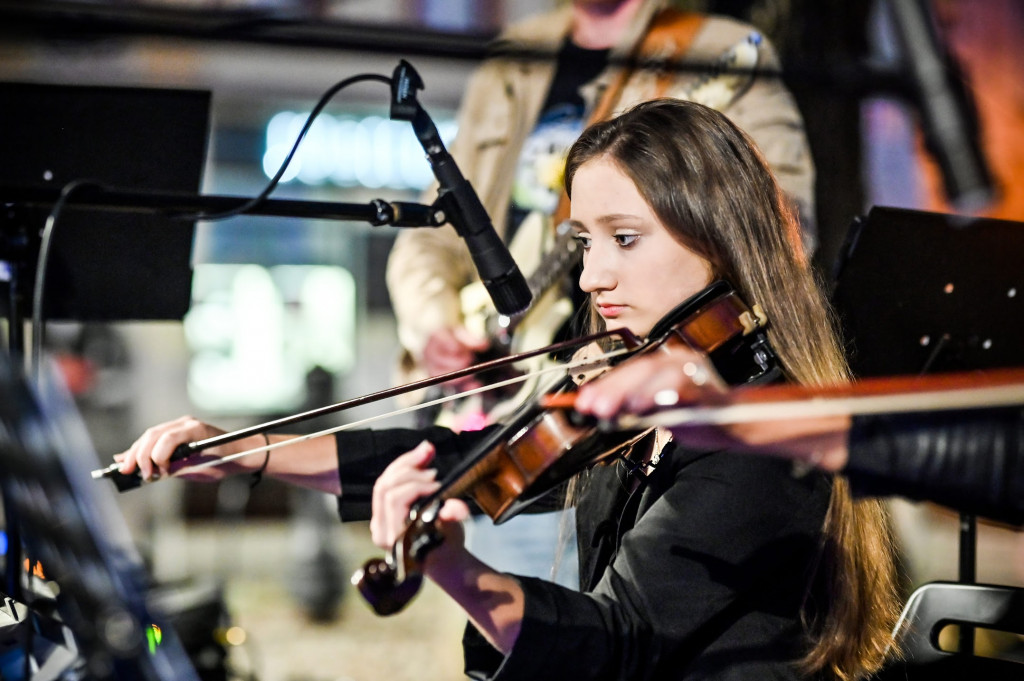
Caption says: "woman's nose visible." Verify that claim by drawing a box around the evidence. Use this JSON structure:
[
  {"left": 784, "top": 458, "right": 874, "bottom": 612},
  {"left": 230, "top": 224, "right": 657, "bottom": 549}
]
[{"left": 578, "top": 246, "right": 614, "bottom": 293}]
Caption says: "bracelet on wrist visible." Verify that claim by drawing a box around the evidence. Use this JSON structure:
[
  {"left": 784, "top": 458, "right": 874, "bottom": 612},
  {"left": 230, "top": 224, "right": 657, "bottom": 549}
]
[{"left": 250, "top": 434, "right": 271, "bottom": 489}]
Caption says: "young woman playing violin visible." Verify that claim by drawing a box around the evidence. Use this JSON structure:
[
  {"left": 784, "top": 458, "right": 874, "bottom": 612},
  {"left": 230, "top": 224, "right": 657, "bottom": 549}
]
[{"left": 116, "top": 99, "right": 900, "bottom": 680}]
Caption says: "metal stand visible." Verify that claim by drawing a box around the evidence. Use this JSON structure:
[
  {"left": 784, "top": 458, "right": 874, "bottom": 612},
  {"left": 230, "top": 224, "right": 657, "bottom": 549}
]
[
  {"left": 832, "top": 205, "right": 1024, "bottom": 662},
  {"left": 958, "top": 513, "right": 977, "bottom": 654},
  {"left": 1, "top": 210, "right": 33, "bottom": 605}
]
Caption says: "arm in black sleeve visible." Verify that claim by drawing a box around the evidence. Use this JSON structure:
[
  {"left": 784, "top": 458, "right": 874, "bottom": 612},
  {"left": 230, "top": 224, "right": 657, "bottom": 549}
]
[
  {"left": 845, "top": 407, "right": 1024, "bottom": 525},
  {"left": 334, "top": 425, "right": 499, "bottom": 521}
]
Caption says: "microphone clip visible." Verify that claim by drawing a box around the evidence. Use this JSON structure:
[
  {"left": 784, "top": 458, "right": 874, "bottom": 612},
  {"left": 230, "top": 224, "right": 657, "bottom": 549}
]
[{"left": 390, "top": 59, "right": 424, "bottom": 123}]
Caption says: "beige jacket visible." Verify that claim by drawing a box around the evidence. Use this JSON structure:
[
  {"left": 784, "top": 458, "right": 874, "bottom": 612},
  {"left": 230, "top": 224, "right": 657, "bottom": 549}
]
[{"left": 385, "top": 0, "right": 815, "bottom": 376}]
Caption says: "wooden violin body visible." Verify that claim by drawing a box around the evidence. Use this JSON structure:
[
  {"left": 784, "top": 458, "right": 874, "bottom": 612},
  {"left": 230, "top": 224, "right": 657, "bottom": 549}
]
[{"left": 355, "top": 280, "right": 779, "bottom": 615}]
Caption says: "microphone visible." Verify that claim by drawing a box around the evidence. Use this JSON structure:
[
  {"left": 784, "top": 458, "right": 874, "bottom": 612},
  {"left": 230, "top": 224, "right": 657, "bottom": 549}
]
[
  {"left": 886, "top": 0, "right": 996, "bottom": 212},
  {"left": 390, "top": 60, "right": 532, "bottom": 317}
]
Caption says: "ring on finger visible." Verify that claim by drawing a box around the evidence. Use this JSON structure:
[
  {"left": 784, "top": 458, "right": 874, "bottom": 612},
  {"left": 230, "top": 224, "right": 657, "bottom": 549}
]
[{"left": 683, "top": 361, "right": 708, "bottom": 386}]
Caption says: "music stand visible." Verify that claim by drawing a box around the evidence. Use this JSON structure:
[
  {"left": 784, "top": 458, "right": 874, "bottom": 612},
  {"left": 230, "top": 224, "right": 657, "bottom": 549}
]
[
  {"left": 0, "top": 81, "right": 210, "bottom": 322},
  {"left": 0, "top": 353, "right": 200, "bottom": 680},
  {"left": 832, "top": 205, "right": 1024, "bottom": 379},
  {"left": 830, "top": 204, "right": 1024, "bottom": 655},
  {"left": 0, "top": 82, "right": 210, "bottom": 620}
]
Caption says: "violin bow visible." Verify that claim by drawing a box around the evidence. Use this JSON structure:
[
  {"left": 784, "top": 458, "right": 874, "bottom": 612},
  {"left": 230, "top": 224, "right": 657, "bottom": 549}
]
[
  {"left": 91, "top": 330, "right": 640, "bottom": 487},
  {"left": 615, "top": 367, "right": 1024, "bottom": 429}
]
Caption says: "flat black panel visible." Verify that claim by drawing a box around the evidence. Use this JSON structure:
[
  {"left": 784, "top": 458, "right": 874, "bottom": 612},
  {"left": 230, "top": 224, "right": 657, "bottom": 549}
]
[
  {"left": 831, "top": 206, "right": 1024, "bottom": 377},
  {"left": 0, "top": 82, "right": 210, "bottom": 320}
]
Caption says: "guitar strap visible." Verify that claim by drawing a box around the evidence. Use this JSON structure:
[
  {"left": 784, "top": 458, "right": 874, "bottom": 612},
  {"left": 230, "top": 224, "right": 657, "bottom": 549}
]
[{"left": 550, "top": 9, "right": 707, "bottom": 227}]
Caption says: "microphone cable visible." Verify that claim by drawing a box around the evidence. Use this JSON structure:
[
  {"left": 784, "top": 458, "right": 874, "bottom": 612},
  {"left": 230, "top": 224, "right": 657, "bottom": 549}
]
[{"left": 174, "top": 71, "right": 392, "bottom": 222}]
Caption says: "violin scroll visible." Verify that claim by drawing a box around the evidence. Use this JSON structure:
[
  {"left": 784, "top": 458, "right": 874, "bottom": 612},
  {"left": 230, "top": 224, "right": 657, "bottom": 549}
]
[
  {"left": 352, "top": 500, "right": 445, "bottom": 616},
  {"left": 645, "top": 280, "right": 778, "bottom": 386},
  {"left": 353, "top": 557, "right": 424, "bottom": 616}
]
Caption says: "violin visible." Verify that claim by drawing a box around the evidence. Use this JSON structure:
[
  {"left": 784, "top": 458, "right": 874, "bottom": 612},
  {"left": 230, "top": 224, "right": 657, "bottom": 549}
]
[{"left": 353, "top": 280, "right": 778, "bottom": 615}]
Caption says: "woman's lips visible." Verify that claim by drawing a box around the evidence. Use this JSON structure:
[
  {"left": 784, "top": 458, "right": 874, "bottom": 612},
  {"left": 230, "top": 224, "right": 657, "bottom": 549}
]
[{"left": 597, "top": 304, "right": 625, "bottom": 318}]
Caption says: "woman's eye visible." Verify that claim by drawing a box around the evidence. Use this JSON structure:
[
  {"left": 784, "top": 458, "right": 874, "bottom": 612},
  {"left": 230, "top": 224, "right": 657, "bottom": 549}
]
[
  {"left": 572, "top": 234, "right": 592, "bottom": 250},
  {"left": 614, "top": 234, "right": 640, "bottom": 248}
]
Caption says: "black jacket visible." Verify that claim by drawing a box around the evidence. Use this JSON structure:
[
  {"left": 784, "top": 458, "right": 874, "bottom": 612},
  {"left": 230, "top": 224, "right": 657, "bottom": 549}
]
[{"left": 335, "top": 425, "right": 832, "bottom": 680}]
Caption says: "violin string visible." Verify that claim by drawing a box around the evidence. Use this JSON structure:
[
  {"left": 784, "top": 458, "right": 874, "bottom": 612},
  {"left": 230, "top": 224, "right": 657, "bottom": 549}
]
[{"left": 173, "top": 346, "right": 634, "bottom": 477}]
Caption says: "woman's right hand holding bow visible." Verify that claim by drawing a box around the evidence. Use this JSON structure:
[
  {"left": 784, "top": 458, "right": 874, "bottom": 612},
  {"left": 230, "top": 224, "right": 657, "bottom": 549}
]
[{"left": 113, "top": 416, "right": 264, "bottom": 483}]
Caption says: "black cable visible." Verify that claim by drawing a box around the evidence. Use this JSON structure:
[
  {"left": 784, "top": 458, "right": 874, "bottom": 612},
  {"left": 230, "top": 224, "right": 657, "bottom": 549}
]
[
  {"left": 30, "top": 178, "right": 102, "bottom": 388},
  {"left": 22, "top": 178, "right": 104, "bottom": 681},
  {"left": 18, "top": 176, "right": 101, "bottom": 681},
  {"left": 176, "top": 72, "right": 392, "bottom": 222},
  {"left": 29, "top": 72, "right": 393, "bottom": 381}
]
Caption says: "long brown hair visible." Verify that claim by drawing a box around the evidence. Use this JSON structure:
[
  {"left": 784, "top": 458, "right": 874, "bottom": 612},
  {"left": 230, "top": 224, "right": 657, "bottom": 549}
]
[{"left": 564, "top": 99, "right": 900, "bottom": 680}]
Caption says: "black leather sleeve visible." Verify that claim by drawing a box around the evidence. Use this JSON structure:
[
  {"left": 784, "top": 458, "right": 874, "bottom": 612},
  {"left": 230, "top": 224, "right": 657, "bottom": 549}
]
[{"left": 845, "top": 407, "right": 1024, "bottom": 525}]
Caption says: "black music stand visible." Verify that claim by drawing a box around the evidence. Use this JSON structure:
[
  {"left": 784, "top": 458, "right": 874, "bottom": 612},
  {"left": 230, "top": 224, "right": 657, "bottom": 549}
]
[
  {"left": 832, "top": 205, "right": 1024, "bottom": 378},
  {"left": 0, "top": 81, "right": 210, "bottom": 323},
  {"left": 0, "top": 82, "right": 211, "bottom": 623},
  {"left": 830, "top": 204, "right": 1024, "bottom": 658},
  {"left": 0, "top": 353, "right": 200, "bottom": 680}
]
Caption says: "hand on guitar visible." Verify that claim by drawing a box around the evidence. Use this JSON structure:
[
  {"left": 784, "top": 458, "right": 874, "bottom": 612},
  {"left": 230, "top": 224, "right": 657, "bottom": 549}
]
[
  {"left": 422, "top": 326, "right": 491, "bottom": 389},
  {"left": 574, "top": 350, "right": 850, "bottom": 472}
]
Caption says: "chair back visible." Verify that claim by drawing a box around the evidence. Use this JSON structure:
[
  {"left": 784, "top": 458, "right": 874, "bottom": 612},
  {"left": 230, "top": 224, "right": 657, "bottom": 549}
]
[{"left": 877, "top": 581, "right": 1024, "bottom": 680}]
